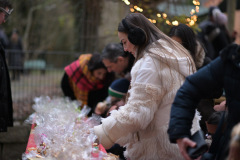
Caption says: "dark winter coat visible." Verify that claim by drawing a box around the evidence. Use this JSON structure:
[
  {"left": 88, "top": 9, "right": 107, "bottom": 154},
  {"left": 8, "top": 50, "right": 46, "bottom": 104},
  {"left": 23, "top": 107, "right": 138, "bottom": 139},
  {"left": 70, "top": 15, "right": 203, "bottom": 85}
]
[
  {"left": 0, "top": 42, "right": 13, "bottom": 132},
  {"left": 168, "top": 44, "right": 240, "bottom": 160}
]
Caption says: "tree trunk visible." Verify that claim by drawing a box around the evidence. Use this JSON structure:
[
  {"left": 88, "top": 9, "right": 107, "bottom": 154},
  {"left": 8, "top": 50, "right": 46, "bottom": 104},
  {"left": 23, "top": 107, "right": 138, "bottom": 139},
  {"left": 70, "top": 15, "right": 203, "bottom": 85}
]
[
  {"left": 227, "top": 0, "right": 236, "bottom": 34},
  {"left": 23, "top": 5, "right": 43, "bottom": 52}
]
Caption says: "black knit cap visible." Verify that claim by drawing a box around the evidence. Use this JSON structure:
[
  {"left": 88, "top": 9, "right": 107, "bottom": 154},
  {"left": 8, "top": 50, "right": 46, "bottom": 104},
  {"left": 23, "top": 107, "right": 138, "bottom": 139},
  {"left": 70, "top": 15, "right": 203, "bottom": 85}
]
[{"left": 108, "top": 78, "right": 130, "bottom": 98}]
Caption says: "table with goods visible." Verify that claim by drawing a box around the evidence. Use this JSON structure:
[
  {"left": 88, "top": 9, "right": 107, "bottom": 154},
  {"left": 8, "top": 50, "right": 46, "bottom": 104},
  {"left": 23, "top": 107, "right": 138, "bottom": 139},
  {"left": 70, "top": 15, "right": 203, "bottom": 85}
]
[{"left": 22, "top": 96, "right": 119, "bottom": 160}]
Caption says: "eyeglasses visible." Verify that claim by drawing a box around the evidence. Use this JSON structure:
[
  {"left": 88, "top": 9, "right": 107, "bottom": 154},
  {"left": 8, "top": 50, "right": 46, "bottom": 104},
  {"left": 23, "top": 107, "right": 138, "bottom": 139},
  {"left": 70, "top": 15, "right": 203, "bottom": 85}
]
[{"left": 0, "top": 7, "right": 13, "bottom": 21}]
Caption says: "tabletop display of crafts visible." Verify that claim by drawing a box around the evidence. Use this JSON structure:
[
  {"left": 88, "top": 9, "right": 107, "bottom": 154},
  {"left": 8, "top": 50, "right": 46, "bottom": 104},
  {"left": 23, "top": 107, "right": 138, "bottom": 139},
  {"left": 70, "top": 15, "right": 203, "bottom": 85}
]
[{"left": 22, "top": 96, "right": 119, "bottom": 160}]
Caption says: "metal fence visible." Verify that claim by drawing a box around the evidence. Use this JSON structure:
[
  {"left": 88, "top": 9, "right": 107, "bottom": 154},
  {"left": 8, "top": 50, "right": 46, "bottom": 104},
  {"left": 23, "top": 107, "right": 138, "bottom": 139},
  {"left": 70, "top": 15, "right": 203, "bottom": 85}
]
[{"left": 5, "top": 49, "right": 81, "bottom": 123}]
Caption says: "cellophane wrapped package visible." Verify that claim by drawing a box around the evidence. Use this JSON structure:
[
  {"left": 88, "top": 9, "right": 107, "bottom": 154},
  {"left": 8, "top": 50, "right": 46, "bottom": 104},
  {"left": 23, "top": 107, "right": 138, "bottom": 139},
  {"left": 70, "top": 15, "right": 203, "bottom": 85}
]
[{"left": 22, "top": 96, "right": 119, "bottom": 160}]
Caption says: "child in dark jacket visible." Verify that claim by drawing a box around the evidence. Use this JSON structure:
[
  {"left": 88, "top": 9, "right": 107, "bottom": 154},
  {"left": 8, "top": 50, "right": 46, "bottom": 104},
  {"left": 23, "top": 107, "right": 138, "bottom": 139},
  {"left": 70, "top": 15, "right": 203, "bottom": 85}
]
[{"left": 95, "top": 78, "right": 130, "bottom": 118}]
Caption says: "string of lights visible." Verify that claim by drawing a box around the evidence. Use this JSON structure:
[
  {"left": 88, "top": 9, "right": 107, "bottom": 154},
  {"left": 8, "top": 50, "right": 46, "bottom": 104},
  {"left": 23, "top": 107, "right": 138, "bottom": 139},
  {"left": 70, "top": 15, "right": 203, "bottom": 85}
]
[{"left": 122, "top": 0, "right": 200, "bottom": 27}]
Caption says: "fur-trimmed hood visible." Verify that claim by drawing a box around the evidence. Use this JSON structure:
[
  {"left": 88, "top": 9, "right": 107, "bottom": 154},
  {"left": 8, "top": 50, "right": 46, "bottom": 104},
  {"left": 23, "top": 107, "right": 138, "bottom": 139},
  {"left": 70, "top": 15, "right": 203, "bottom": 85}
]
[{"left": 146, "top": 39, "right": 196, "bottom": 77}]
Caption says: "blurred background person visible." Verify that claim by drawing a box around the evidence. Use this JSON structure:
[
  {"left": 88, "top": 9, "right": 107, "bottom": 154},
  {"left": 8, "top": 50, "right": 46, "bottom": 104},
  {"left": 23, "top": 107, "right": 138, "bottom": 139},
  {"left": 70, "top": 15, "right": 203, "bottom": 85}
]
[
  {"left": 169, "top": 23, "right": 215, "bottom": 135},
  {"left": 169, "top": 23, "right": 210, "bottom": 69},
  {"left": 101, "top": 43, "right": 134, "bottom": 80},
  {"left": 95, "top": 78, "right": 130, "bottom": 118},
  {"left": 61, "top": 53, "right": 115, "bottom": 116},
  {"left": 198, "top": 6, "right": 234, "bottom": 61},
  {"left": 7, "top": 28, "right": 24, "bottom": 80}
]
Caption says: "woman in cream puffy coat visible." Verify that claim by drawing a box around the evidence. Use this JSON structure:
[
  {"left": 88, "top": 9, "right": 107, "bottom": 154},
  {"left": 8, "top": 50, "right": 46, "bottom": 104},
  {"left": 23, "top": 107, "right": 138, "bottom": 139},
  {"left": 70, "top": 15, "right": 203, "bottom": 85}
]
[{"left": 94, "top": 13, "right": 200, "bottom": 160}]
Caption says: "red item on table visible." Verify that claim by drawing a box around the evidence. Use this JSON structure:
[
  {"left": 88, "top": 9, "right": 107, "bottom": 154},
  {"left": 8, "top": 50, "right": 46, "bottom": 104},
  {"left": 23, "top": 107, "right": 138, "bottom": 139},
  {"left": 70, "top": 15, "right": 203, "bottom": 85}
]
[{"left": 25, "top": 123, "right": 37, "bottom": 153}]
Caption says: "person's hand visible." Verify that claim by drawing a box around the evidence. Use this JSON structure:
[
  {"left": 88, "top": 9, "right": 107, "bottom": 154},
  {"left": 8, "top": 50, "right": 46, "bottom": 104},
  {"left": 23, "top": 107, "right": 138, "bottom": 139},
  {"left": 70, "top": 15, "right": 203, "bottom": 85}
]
[
  {"left": 214, "top": 100, "right": 226, "bottom": 111},
  {"left": 106, "top": 105, "right": 118, "bottom": 116},
  {"left": 94, "top": 102, "right": 107, "bottom": 115},
  {"left": 176, "top": 137, "right": 196, "bottom": 160}
]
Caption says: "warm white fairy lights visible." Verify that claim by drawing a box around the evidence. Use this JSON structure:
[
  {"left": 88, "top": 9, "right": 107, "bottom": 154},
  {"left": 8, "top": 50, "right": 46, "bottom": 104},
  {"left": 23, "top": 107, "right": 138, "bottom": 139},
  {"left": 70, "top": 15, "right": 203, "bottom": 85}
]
[
  {"left": 166, "top": 20, "right": 171, "bottom": 25},
  {"left": 193, "top": 0, "right": 200, "bottom": 6},
  {"left": 189, "top": 19, "right": 195, "bottom": 26},
  {"left": 122, "top": 0, "right": 130, "bottom": 5},
  {"left": 122, "top": 0, "right": 201, "bottom": 26},
  {"left": 134, "top": 5, "right": 143, "bottom": 12},
  {"left": 162, "top": 13, "right": 167, "bottom": 19},
  {"left": 196, "top": 6, "right": 199, "bottom": 12},
  {"left": 172, "top": 20, "right": 179, "bottom": 26},
  {"left": 190, "top": 9, "right": 196, "bottom": 15},
  {"left": 130, "top": 5, "right": 143, "bottom": 12},
  {"left": 148, "top": 18, "right": 157, "bottom": 23}
]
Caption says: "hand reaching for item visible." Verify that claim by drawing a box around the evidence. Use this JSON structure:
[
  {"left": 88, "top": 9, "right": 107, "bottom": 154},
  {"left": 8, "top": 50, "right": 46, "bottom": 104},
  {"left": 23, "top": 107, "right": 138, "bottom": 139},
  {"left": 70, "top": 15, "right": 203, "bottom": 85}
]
[
  {"left": 177, "top": 137, "right": 196, "bottom": 160},
  {"left": 95, "top": 102, "right": 107, "bottom": 115},
  {"left": 214, "top": 100, "right": 226, "bottom": 111}
]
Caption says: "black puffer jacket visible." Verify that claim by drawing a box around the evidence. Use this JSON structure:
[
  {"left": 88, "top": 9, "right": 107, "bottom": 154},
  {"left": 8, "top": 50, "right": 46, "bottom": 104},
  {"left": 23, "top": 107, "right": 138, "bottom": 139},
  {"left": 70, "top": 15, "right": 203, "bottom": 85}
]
[
  {"left": 168, "top": 44, "right": 240, "bottom": 159},
  {"left": 0, "top": 42, "right": 13, "bottom": 132}
]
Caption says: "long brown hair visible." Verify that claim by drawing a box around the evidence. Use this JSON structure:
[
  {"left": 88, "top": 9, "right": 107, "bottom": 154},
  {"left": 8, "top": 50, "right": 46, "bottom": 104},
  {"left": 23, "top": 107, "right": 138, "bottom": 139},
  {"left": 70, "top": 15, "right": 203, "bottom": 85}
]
[{"left": 118, "top": 13, "right": 195, "bottom": 69}]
